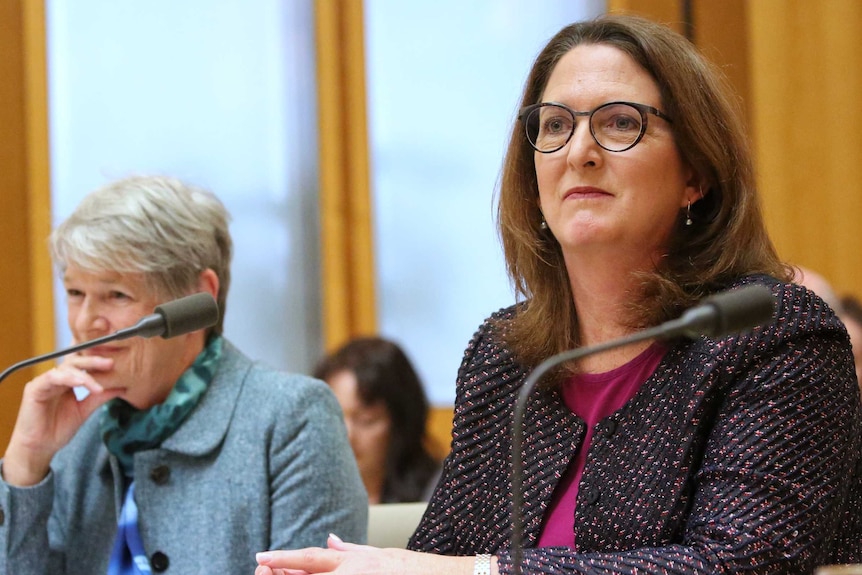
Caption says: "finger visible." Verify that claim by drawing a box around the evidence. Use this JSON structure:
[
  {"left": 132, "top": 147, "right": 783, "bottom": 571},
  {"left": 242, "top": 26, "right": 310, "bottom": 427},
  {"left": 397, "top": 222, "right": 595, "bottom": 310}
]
[
  {"left": 49, "top": 367, "right": 106, "bottom": 395},
  {"left": 61, "top": 354, "right": 114, "bottom": 374},
  {"left": 326, "top": 533, "right": 373, "bottom": 552},
  {"left": 256, "top": 548, "right": 340, "bottom": 571},
  {"left": 33, "top": 367, "right": 98, "bottom": 395}
]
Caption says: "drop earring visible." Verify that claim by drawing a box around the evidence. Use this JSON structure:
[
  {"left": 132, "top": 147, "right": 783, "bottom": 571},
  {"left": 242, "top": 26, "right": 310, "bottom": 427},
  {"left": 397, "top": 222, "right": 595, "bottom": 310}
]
[
  {"left": 540, "top": 217, "right": 548, "bottom": 230},
  {"left": 685, "top": 201, "right": 693, "bottom": 226}
]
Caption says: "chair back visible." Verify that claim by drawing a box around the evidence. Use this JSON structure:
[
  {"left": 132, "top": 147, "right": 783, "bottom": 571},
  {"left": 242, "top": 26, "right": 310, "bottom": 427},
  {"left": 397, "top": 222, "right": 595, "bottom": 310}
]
[{"left": 367, "top": 502, "right": 428, "bottom": 549}]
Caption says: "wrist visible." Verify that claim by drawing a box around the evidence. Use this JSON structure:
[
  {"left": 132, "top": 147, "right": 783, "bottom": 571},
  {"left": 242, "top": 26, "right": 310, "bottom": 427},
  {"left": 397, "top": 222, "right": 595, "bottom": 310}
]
[
  {"left": 474, "top": 554, "right": 492, "bottom": 575},
  {"left": 2, "top": 444, "right": 51, "bottom": 487}
]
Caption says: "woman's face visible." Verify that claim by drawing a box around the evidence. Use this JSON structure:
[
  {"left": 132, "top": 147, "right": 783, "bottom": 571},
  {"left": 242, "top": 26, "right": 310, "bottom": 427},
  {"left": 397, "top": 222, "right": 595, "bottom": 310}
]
[
  {"left": 534, "top": 44, "right": 699, "bottom": 264},
  {"left": 63, "top": 265, "right": 205, "bottom": 409},
  {"left": 327, "top": 369, "right": 391, "bottom": 493}
]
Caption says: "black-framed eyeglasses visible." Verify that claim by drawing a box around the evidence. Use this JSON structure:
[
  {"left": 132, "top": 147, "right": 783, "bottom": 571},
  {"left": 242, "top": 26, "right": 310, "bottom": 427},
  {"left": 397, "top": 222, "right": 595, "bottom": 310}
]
[{"left": 518, "top": 101, "right": 673, "bottom": 153}]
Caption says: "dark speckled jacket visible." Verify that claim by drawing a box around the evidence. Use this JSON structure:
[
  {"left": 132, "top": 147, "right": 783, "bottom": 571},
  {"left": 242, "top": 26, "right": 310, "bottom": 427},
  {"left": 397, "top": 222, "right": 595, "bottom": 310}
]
[{"left": 409, "top": 276, "right": 862, "bottom": 574}]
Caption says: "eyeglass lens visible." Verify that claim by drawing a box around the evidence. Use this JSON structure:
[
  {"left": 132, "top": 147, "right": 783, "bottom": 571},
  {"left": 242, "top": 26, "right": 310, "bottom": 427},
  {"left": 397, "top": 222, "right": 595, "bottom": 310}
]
[{"left": 525, "top": 103, "right": 645, "bottom": 152}]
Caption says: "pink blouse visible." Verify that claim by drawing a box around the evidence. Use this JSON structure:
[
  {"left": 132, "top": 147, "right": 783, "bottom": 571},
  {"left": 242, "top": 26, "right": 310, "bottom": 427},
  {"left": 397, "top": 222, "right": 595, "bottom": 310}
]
[{"left": 537, "top": 342, "right": 667, "bottom": 548}]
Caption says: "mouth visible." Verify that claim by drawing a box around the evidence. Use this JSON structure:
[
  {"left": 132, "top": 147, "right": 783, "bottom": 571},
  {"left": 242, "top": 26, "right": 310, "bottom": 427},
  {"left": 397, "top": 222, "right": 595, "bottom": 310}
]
[
  {"left": 82, "top": 346, "right": 124, "bottom": 356},
  {"left": 563, "top": 186, "right": 612, "bottom": 200}
]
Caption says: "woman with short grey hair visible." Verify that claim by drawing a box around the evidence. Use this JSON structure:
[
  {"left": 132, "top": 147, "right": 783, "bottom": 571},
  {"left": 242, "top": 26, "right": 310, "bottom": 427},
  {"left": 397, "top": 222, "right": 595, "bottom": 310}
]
[
  {"left": 51, "top": 175, "right": 233, "bottom": 334},
  {"left": 0, "top": 175, "right": 366, "bottom": 575}
]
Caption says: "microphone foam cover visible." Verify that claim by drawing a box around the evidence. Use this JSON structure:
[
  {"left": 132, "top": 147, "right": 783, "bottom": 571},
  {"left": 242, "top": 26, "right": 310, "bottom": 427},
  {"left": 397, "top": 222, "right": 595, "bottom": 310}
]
[
  {"left": 702, "top": 284, "right": 775, "bottom": 337},
  {"left": 154, "top": 293, "right": 220, "bottom": 339}
]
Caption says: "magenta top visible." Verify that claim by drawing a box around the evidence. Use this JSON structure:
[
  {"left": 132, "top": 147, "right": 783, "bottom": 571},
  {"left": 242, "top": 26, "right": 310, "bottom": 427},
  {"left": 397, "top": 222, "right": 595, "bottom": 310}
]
[{"left": 537, "top": 342, "right": 667, "bottom": 548}]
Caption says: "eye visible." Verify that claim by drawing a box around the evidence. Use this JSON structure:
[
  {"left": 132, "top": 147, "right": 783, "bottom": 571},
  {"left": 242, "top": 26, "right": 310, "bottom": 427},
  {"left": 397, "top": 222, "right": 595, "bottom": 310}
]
[
  {"left": 609, "top": 114, "right": 639, "bottom": 131},
  {"left": 65, "top": 288, "right": 84, "bottom": 299},
  {"left": 542, "top": 114, "right": 572, "bottom": 135},
  {"left": 108, "top": 290, "right": 131, "bottom": 301},
  {"left": 594, "top": 104, "right": 643, "bottom": 134},
  {"left": 355, "top": 414, "right": 382, "bottom": 427}
]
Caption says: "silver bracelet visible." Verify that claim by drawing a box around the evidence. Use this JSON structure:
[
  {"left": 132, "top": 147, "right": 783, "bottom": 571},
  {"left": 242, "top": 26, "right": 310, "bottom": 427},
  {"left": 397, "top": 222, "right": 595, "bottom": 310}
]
[{"left": 473, "top": 553, "right": 491, "bottom": 575}]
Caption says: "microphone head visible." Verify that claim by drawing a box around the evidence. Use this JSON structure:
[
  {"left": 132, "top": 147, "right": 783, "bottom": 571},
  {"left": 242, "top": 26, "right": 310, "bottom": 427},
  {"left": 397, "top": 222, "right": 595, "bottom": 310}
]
[
  {"left": 697, "top": 284, "right": 776, "bottom": 337},
  {"left": 154, "top": 292, "right": 220, "bottom": 339}
]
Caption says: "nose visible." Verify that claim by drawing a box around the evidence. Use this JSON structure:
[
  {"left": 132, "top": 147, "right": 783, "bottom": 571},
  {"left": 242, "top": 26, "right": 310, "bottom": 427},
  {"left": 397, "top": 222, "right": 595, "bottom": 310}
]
[
  {"left": 565, "top": 120, "right": 602, "bottom": 168},
  {"left": 73, "top": 298, "right": 110, "bottom": 337}
]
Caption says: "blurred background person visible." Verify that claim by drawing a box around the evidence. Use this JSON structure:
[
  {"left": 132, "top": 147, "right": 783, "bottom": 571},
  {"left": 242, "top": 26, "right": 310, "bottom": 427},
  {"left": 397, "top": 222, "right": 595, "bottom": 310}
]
[
  {"left": 0, "top": 175, "right": 366, "bottom": 575},
  {"left": 792, "top": 265, "right": 841, "bottom": 310},
  {"left": 792, "top": 266, "right": 860, "bottom": 394},
  {"left": 840, "top": 294, "right": 862, "bottom": 392},
  {"left": 314, "top": 336, "right": 441, "bottom": 504}
]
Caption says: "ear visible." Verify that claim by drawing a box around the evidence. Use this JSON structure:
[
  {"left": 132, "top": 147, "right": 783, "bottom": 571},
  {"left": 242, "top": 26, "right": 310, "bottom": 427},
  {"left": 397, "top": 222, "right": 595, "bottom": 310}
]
[
  {"left": 197, "top": 268, "right": 220, "bottom": 301},
  {"left": 681, "top": 169, "right": 708, "bottom": 208}
]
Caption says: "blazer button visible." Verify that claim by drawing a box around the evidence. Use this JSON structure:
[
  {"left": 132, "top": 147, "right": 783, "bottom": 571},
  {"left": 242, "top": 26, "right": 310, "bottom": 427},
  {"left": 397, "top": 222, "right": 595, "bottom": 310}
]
[
  {"left": 150, "top": 551, "right": 169, "bottom": 572},
  {"left": 149, "top": 465, "right": 171, "bottom": 485},
  {"left": 583, "top": 486, "right": 600, "bottom": 505},
  {"left": 604, "top": 419, "right": 618, "bottom": 436}
]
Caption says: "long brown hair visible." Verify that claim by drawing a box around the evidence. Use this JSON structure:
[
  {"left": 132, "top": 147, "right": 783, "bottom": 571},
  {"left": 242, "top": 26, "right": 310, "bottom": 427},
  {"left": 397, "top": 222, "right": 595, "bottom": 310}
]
[
  {"left": 314, "top": 336, "right": 439, "bottom": 502},
  {"left": 497, "top": 14, "right": 790, "bottom": 369}
]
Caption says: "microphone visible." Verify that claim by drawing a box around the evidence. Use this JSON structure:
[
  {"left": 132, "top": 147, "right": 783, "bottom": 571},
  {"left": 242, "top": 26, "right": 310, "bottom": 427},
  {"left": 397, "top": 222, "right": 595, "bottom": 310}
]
[
  {"left": 510, "top": 284, "right": 776, "bottom": 575},
  {"left": 0, "top": 292, "right": 219, "bottom": 386}
]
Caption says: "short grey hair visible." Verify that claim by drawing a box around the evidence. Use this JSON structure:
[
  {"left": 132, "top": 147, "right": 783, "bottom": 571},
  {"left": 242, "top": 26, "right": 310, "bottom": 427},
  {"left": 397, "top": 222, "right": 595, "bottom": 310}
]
[{"left": 51, "top": 175, "right": 233, "bottom": 335}]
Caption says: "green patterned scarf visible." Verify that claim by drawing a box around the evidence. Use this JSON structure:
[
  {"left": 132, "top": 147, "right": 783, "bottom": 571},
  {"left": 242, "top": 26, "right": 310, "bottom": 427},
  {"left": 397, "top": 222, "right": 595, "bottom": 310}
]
[{"left": 101, "top": 336, "right": 223, "bottom": 477}]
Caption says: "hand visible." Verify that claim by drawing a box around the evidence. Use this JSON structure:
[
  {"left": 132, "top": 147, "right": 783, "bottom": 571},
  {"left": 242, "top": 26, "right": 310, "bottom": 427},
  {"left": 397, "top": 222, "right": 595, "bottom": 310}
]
[
  {"left": 254, "top": 534, "right": 477, "bottom": 575},
  {"left": 2, "top": 353, "right": 122, "bottom": 486}
]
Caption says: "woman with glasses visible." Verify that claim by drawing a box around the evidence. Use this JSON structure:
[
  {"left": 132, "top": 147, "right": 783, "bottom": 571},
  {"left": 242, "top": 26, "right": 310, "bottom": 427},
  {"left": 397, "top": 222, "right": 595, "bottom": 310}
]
[{"left": 256, "top": 13, "right": 862, "bottom": 575}]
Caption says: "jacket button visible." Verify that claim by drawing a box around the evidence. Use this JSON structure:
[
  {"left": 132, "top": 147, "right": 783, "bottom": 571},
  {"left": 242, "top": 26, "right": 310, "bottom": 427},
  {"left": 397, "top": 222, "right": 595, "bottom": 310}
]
[
  {"left": 0, "top": 505, "right": 5, "bottom": 525},
  {"left": 149, "top": 465, "right": 171, "bottom": 485},
  {"left": 151, "top": 551, "right": 169, "bottom": 572},
  {"left": 584, "top": 486, "right": 600, "bottom": 505},
  {"left": 604, "top": 419, "right": 618, "bottom": 436}
]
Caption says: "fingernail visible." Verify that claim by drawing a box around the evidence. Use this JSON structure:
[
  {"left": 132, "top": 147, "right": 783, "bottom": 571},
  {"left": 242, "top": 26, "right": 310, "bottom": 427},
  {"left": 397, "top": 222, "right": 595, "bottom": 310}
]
[
  {"left": 256, "top": 552, "right": 272, "bottom": 563},
  {"left": 329, "top": 533, "right": 343, "bottom": 543}
]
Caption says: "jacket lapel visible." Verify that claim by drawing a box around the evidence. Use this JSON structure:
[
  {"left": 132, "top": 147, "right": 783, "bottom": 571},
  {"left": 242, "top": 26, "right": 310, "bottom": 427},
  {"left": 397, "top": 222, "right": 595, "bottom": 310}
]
[
  {"left": 160, "top": 339, "right": 250, "bottom": 456},
  {"left": 517, "top": 379, "right": 583, "bottom": 546}
]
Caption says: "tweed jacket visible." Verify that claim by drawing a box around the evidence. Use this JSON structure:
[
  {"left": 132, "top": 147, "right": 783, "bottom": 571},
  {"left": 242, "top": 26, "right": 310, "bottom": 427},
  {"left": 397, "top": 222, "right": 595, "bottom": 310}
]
[
  {"left": 0, "top": 339, "right": 367, "bottom": 575},
  {"left": 409, "top": 276, "right": 862, "bottom": 574}
]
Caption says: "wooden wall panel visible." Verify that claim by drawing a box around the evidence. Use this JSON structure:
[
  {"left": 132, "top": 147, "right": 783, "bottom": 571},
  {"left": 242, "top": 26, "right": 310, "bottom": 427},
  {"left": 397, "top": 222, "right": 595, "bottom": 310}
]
[
  {"left": 607, "top": 0, "right": 684, "bottom": 34},
  {"left": 692, "top": 0, "right": 749, "bottom": 126},
  {"left": 0, "top": 0, "right": 53, "bottom": 450},
  {"left": 608, "top": 2, "right": 861, "bottom": 302},
  {"left": 748, "top": 1, "right": 862, "bottom": 300},
  {"left": 425, "top": 406, "right": 454, "bottom": 462},
  {"left": 314, "top": 0, "right": 378, "bottom": 352}
]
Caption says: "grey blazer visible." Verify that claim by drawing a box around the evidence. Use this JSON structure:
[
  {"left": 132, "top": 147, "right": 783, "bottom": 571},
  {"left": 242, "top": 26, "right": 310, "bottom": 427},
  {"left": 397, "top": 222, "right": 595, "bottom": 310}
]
[{"left": 0, "top": 339, "right": 367, "bottom": 575}]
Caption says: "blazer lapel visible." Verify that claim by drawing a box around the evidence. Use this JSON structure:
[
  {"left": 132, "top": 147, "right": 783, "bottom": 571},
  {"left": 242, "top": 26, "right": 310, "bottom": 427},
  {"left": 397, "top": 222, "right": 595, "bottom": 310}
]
[
  {"left": 518, "top": 382, "right": 583, "bottom": 546},
  {"left": 160, "top": 340, "right": 251, "bottom": 456}
]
